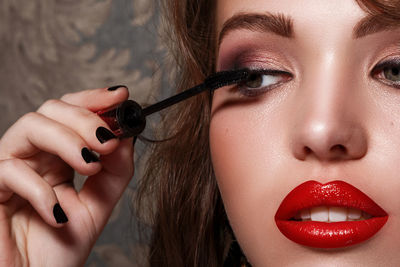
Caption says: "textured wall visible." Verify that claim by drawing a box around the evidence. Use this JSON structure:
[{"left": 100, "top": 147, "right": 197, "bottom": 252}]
[{"left": 0, "top": 0, "right": 166, "bottom": 266}]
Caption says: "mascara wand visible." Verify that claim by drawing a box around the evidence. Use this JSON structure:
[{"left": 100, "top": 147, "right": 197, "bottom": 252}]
[{"left": 97, "top": 68, "right": 250, "bottom": 138}]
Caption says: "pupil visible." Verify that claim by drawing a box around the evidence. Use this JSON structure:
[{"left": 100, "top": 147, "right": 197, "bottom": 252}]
[
  {"left": 384, "top": 67, "right": 400, "bottom": 81},
  {"left": 246, "top": 73, "right": 263, "bottom": 88}
]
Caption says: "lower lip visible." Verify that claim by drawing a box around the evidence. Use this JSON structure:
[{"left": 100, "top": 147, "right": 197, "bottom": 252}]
[{"left": 276, "top": 217, "right": 388, "bottom": 248}]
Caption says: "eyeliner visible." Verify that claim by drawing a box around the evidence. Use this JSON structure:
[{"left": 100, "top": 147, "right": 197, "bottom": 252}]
[{"left": 97, "top": 68, "right": 250, "bottom": 138}]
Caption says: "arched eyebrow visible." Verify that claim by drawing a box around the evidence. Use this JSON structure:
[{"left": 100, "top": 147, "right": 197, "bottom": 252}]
[
  {"left": 218, "top": 12, "right": 400, "bottom": 46},
  {"left": 353, "top": 15, "right": 400, "bottom": 38},
  {"left": 218, "top": 13, "right": 294, "bottom": 46}
]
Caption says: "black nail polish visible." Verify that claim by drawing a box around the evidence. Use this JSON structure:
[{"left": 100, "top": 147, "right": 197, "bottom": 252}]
[
  {"left": 53, "top": 203, "right": 68, "bottom": 224},
  {"left": 81, "top": 147, "right": 100, "bottom": 163},
  {"left": 96, "top": 127, "right": 116, "bottom": 144},
  {"left": 107, "top": 85, "right": 127, "bottom": 91}
]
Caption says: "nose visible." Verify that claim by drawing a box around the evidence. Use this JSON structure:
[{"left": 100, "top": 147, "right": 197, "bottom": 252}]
[
  {"left": 290, "top": 62, "right": 368, "bottom": 162},
  {"left": 292, "top": 117, "right": 368, "bottom": 161}
]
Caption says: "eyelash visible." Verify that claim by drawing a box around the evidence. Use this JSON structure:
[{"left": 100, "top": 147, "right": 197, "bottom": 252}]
[
  {"left": 236, "top": 69, "right": 293, "bottom": 97},
  {"left": 371, "top": 58, "right": 400, "bottom": 89}
]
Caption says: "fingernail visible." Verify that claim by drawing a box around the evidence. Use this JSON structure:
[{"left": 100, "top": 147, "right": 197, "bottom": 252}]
[
  {"left": 81, "top": 147, "right": 100, "bottom": 163},
  {"left": 107, "top": 85, "right": 127, "bottom": 91},
  {"left": 96, "top": 127, "right": 116, "bottom": 144},
  {"left": 53, "top": 203, "right": 68, "bottom": 224}
]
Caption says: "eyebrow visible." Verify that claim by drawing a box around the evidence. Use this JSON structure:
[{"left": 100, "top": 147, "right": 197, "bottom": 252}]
[
  {"left": 218, "top": 13, "right": 294, "bottom": 45},
  {"left": 218, "top": 12, "right": 400, "bottom": 45},
  {"left": 353, "top": 15, "right": 400, "bottom": 38}
]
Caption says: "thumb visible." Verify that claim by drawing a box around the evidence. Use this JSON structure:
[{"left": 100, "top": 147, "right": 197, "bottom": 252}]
[{"left": 78, "top": 138, "right": 135, "bottom": 232}]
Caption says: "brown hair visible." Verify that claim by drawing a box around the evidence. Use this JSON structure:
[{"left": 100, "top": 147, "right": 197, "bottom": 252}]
[{"left": 135, "top": 1, "right": 400, "bottom": 266}]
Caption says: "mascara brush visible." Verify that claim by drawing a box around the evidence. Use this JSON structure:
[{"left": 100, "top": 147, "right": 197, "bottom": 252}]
[{"left": 97, "top": 68, "right": 250, "bottom": 138}]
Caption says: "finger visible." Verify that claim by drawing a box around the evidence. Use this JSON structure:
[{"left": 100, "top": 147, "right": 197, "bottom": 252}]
[
  {"left": 0, "top": 159, "right": 68, "bottom": 227},
  {"left": 24, "top": 152, "right": 75, "bottom": 186},
  {"left": 60, "top": 86, "right": 129, "bottom": 111},
  {"left": 78, "top": 138, "right": 135, "bottom": 232},
  {"left": 37, "top": 99, "right": 119, "bottom": 154},
  {"left": 0, "top": 112, "right": 101, "bottom": 176}
]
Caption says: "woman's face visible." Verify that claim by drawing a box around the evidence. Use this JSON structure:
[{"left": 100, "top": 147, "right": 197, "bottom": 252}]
[{"left": 210, "top": 0, "right": 400, "bottom": 265}]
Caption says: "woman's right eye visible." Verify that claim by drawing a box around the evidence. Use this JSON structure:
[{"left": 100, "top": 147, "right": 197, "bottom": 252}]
[
  {"left": 238, "top": 70, "right": 292, "bottom": 97},
  {"left": 372, "top": 58, "right": 400, "bottom": 89}
]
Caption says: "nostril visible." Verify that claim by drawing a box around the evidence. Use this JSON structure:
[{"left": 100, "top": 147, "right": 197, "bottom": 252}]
[
  {"left": 301, "top": 144, "right": 348, "bottom": 160},
  {"left": 303, "top": 147, "right": 312, "bottom": 155},
  {"left": 330, "top": 144, "right": 347, "bottom": 156}
]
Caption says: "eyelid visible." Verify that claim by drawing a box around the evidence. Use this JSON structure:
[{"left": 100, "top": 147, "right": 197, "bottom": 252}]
[
  {"left": 221, "top": 46, "right": 294, "bottom": 72},
  {"left": 234, "top": 57, "right": 291, "bottom": 74}
]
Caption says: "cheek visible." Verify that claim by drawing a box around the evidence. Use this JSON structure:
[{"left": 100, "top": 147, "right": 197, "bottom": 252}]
[
  {"left": 209, "top": 98, "right": 292, "bottom": 262},
  {"left": 209, "top": 97, "right": 279, "bottom": 201},
  {"left": 209, "top": 89, "right": 292, "bottom": 213}
]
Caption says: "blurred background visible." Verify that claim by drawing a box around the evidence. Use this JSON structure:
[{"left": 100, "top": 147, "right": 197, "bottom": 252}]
[{"left": 0, "top": 0, "right": 167, "bottom": 266}]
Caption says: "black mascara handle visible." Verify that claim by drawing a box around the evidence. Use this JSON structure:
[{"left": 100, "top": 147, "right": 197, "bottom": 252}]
[
  {"left": 97, "top": 100, "right": 146, "bottom": 138},
  {"left": 96, "top": 69, "right": 250, "bottom": 138}
]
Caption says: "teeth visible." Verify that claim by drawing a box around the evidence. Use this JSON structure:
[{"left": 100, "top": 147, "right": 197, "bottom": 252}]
[
  {"left": 293, "top": 206, "right": 372, "bottom": 222},
  {"left": 348, "top": 208, "right": 362, "bottom": 220},
  {"left": 311, "top": 206, "right": 329, "bottom": 222},
  {"left": 329, "top": 207, "right": 347, "bottom": 222},
  {"left": 300, "top": 209, "right": 311, "bottom": 220},
  {"left": 363, "top": 211, "right": 372, "bottom": 219}
]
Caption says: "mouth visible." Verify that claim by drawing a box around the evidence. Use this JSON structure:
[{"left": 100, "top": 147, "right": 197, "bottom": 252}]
[{"left": 275, "top": 180, "right": 388, "bottom": 249}]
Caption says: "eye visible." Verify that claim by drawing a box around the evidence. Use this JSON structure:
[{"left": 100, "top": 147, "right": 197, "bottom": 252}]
[
  {"left": 238, "top": 69, "right": 292, "bottom": 97},
  {"left": 383, "top": 66, "right": 400, "bottom": 81},
  {"left": 372, "top": 58, "right": 400, "bottom": 89}
]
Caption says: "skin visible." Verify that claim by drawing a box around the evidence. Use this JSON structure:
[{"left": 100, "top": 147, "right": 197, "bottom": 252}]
[
  {"left": 210, "top": 0, "right": 400, "bottom": 266},
  {"left": 0, "top": 87, "right": 135, "bottom": 266},
  {"left": 1, "top": 1, "right": 399, "bottom": 266}
]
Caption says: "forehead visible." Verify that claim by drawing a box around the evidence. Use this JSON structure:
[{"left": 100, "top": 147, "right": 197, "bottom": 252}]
[{"left": 216, "top": 0, "right": 367, "bottom": 37}]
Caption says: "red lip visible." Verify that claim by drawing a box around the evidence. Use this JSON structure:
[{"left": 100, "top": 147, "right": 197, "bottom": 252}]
[{"left": 275, "top": 180, "right": 388, "bottom": 249}]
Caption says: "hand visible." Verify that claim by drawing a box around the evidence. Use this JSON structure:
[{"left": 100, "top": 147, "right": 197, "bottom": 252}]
[{"left": 0, "top": 86, "right": 135, "bottom": 266}]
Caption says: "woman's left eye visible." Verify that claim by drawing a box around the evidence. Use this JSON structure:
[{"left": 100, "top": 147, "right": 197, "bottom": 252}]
[
  {"left": 372, "top": 59, "right": 400, "bottom": 88},
  {"left": 238, "top": 70, "right": 292, "bottom": 96}
]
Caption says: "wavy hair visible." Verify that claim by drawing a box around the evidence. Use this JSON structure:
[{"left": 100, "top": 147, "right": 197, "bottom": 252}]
[{"left": 135, "top": 1, "right": 400, "bottom": 266}]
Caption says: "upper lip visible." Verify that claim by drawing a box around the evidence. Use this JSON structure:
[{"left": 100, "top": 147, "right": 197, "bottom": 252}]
[{"left": 275, "top": 180, "right": 388, "bottom": 220}]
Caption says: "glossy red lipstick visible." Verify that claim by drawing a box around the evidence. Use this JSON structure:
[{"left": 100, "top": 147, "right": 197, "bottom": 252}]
[{"left": 275, "top": 180, "right": 388, "bottom": 249}]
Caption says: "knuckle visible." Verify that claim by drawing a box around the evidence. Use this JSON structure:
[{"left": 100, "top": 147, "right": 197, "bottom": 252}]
[
  {"left": 38, "top": 99, "right": 61, "bottom": 113},
  {"left": 0, "top": 158, "right": 26, "bottom": 175},
  {"left": 19, "top": 112, "right": 39, "bottom": 124},
  {"left": 60, "top": 93, "right": 73, "bottom": 102}
]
